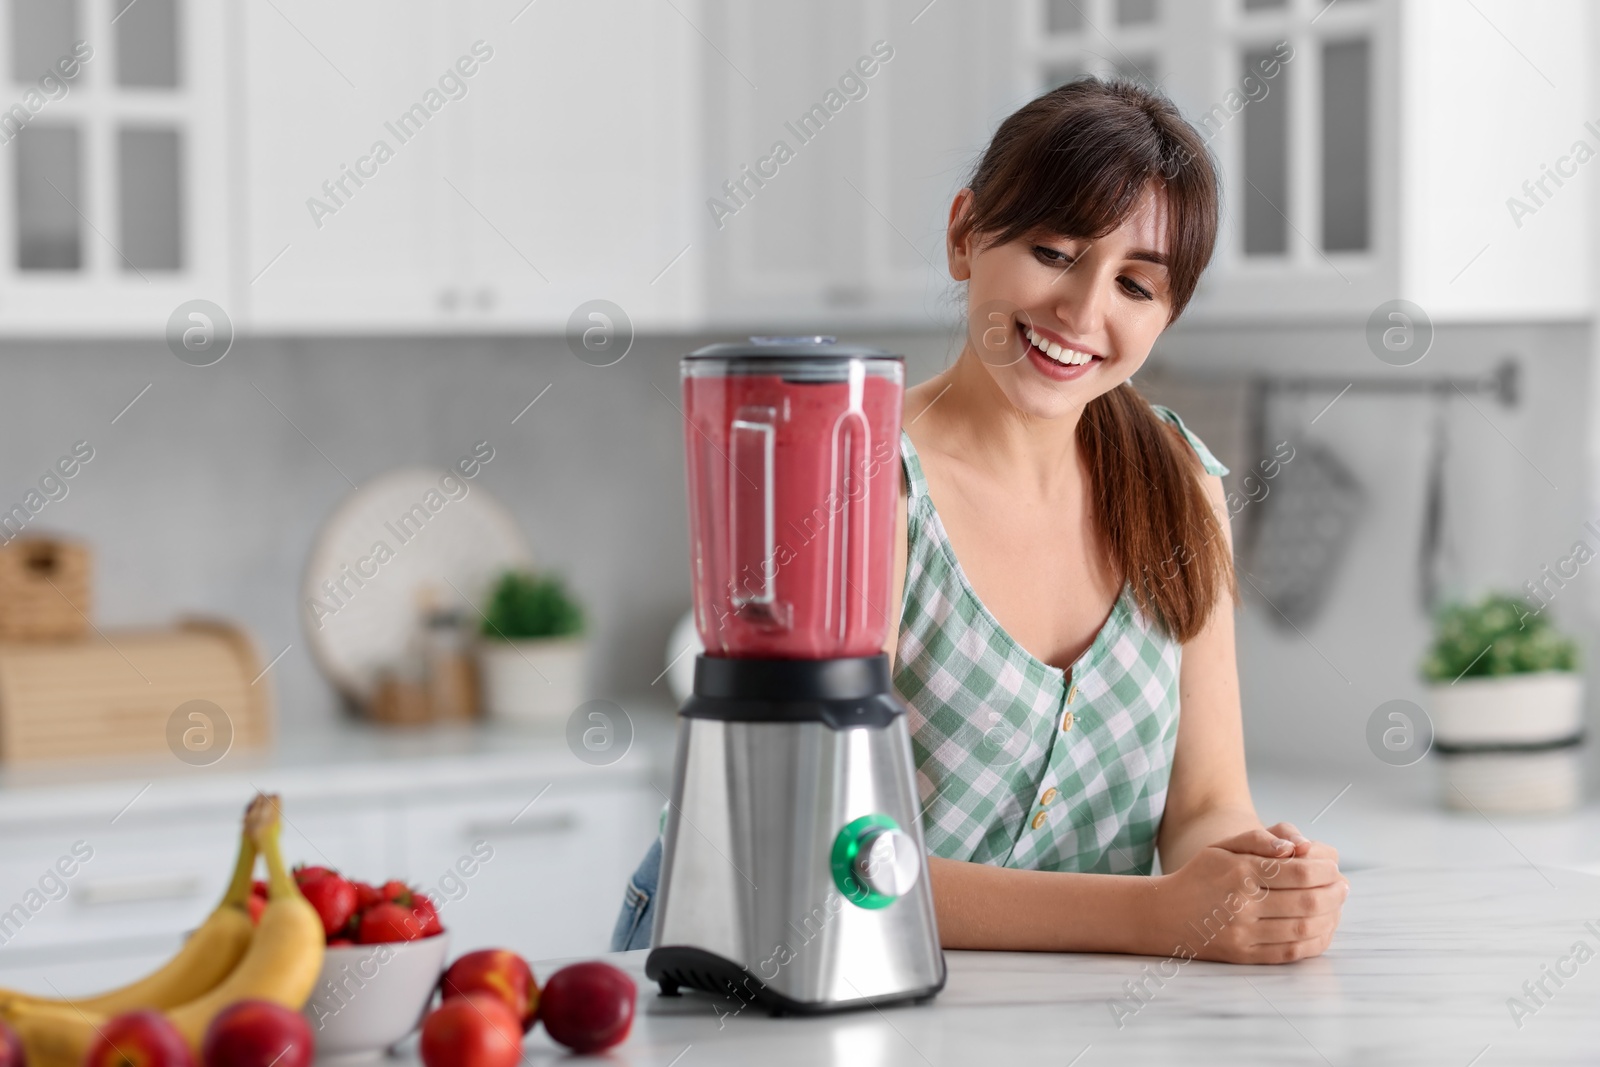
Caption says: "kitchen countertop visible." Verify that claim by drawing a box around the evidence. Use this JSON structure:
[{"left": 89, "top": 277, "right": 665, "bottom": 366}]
[
  {"left": 0, "top": 701, "right": 681, "bottom": 827},
  {"left": 391, "top": 864, "right": 1600, "bottom": 1066},
  {"left": 2, "top": 703, "right": 1598, "bottom": 878},
  {"left": 0, "top": 696, "right": 1595, "bottom": 873},
  {"left": 1238, "top": 765, "right": 1600, "bottom": 878}
]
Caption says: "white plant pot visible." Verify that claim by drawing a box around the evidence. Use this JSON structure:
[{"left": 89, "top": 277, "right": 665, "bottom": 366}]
[
  {"left": 478, "top": 635, "right": 587, "bottom": 724},
  {"left": 1428, "top": 671, "right": 1585, "bottom": 814}
]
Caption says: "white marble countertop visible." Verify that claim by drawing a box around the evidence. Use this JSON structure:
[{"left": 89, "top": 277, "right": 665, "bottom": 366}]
[
  {"left": 0, "top": 701, "right": 681, "bottom": 827},
  {"left": 1242, "top": 765, "right": 1600, "bottom": 878},
  {"left": 386, "top": 864, "right": 1600, "bottom": 1066}
]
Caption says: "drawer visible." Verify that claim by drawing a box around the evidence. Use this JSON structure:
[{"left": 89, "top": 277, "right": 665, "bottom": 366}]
[
  {"left": 0, "top": 932, "right": 184, "bottom": 998},
  {"left": 393, "top": 781, "right": 660, "bottom": 961},
  {"left": 0, "top": 802, "right": 389, "bottom": 952}
]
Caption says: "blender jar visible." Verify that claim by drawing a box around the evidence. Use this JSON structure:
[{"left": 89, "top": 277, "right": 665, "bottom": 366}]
[{"left": 681, "top": 337, "right": 905, "bottom": 660}]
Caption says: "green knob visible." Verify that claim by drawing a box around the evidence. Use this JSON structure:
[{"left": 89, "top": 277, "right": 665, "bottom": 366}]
[{"left": 831, "top": 813, "right": 919, "bottom": 909}]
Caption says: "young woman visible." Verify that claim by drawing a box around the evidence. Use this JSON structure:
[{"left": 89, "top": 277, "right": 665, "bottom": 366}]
[{"left": 614, "top": 77, "right": 1349, "bottom": 964}]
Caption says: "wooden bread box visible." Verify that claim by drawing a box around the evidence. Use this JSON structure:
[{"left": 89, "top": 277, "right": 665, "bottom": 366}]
[{"left": 0, "top": 618, "right": 274, "bottom": 764}]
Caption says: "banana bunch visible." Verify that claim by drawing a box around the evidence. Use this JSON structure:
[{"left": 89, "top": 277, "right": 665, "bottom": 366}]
[{"left": 0, "top": 793, "right": 325, "bottom": 1067}]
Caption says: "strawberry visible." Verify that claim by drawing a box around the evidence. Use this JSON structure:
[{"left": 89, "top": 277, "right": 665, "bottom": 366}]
[
  {"left": 251, "top": 879, "right": 268, "bottom": 898},
  {"left": 411, "top": 893, "right": 444, "bottom": 937},
  {"left": 328, "top": 937, "right": 354, "bottom": 947},
  {"left": 353, "top": 881, "right": 383, "bottom": 911},
  {"left": 247, "top": 893, "right": 266, "bottom": 926},
  {"left": 294, "top": 864, "right": 337, "bottom": 887},
  {"left": 359, "top": 901, "right": 429, "bottom": 943},
  {"left": 379, "top": 880, "right": 413, "bottom": 906},
  {"left": 301, "top": 874, "right": 359, "bottom": 939}
]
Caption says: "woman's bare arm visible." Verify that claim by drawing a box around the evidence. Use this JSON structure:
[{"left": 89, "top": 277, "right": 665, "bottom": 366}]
[
  {"left": 1155, "top": 472, "right": 1268, "bottom": 872},
  {"left": 927, "top": 857, "right": 1164, "bottom": 953}
]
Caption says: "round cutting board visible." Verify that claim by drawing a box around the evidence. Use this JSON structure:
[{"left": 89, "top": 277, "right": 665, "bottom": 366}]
[{"left": 301, "top": 468, "right": 532, "bottom": 705}]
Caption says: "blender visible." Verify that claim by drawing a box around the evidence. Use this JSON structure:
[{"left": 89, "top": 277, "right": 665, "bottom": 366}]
[{"left": 644, "top": 336, "right": 946, "bottom": 1015}]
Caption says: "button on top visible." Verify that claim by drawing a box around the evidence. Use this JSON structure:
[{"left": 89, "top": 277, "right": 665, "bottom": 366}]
[
  {"left": 1067, "top": 684, "right": 1078, "bottom": 705},
  {"left": 1030, "top": 810, "right": 1047, "bottom": 830},
  {"left": 1040, "top": 787, "right": 1058, "bottom": 806},
  {"left": 1061, "top": 710, "right": 1075, "bottom": 732}
]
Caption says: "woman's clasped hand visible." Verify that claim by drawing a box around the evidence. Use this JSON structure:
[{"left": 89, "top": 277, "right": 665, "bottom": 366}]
[{"left": 1150, "top": 822, "right": 1350, "bottom": 964}]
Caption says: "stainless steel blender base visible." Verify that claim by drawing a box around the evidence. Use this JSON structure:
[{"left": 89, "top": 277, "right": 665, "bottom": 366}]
[{"left": 645, "top": 655, "right": 946, "bottom": 1014}]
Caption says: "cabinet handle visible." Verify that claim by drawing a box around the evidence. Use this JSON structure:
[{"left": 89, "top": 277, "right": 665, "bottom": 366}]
[
  {"left": 75, "top": 875, "right": 204, "bottom": 906},
  {"left": 462, "top": 812, "right": 579, "bottom": 840}
]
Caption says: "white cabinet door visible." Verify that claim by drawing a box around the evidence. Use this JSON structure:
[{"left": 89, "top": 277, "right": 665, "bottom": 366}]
[
  {"left": 699, "top": 0, "right": 863, "bottom": 328},
  {"left": 0, "top": 818, "right": 233, "bottom": 955},
  {"left": 444, "top": 0, "right": 701, "bottom": 333},
  {"left": 392, "top": 779, "right": 659, "bottom": 962},
  {"left": 699, "top": 0, "right": 1010, "bottom": 330},
  {"left": 243, "top": 0, "right": 700, "bottom": 334},
  {"left": 240, "top": 0, "right": 458, "bottom": 331},
  {"left": 853, "top": 1, "right": 1015, "bottom": 327},
  {"left": 0, "top": 0, "right": 230, "bottom": 333},
  {"left": 0, "top": 803, "right": 387, "bottom": 958},
  {"left": 0, "top": 939, "right": 181, "bottom": 999}
]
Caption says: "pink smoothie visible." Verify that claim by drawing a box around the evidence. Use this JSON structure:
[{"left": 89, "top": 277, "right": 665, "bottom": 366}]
[{"left": 683, "top": 366, "right": 903, "bottom": 659}]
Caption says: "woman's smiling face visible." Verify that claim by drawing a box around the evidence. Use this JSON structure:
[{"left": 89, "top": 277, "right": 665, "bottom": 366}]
[{"left": 949, "top": 181, "right": 1173, "bottom": 418}]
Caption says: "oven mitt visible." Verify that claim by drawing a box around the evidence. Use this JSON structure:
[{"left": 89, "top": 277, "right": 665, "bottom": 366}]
[{"left": 1242, "top": 440, "right": 1365, "bottom": 629}]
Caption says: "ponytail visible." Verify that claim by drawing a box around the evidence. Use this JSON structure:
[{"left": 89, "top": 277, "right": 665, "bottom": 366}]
[{"left": 1079, "top": 383, "right": 1237, "bottom": 642}]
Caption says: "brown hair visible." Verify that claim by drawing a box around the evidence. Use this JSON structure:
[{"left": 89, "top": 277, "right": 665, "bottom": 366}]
[{"left": 955, "top": 76, "right": 1237, "bottom": 642}]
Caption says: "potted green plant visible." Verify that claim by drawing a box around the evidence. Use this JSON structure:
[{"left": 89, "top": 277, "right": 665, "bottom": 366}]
[
  {"left": 476, "top": 569, "right": 588, "bottom": 724},
  {"left": 1422, "top": 594, "right": 1584, "bottom": 813}
]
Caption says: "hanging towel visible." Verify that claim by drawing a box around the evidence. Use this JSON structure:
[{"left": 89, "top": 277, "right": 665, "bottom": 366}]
[
  {"left": 1417, "top": 394, "right": 1453, "bottom": 613},
  {"left": 1242, "top": 389, "right": 1366, "bottom": 629}
]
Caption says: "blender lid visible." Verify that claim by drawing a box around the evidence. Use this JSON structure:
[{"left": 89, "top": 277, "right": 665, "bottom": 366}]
[{"left": 686, "top": 336, "right": 900, "bottom": 360}]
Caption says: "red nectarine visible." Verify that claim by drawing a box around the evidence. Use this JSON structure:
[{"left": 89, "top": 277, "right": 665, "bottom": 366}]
[
  {"left": 419, "top": 994, "right": 521, "bottom": 1067},
  {"left": 539, "top": 962, "right": 635, "bottom": 1054},
  {"left": 0, "top": 1017, "right": 23, "bottom": 1067},
  {"left": 440, "top": 950, "right": 538, "bottom": 1032},
  {"left": 85, "top": 1010, "right": 195, "bottom": 1067},
  {"left": 201, "top": 999, "right": 314, "bottom": 1067}
]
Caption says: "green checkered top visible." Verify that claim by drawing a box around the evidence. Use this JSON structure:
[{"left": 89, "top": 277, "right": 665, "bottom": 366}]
[{"left": 894, "top": 404, "right": 1228, "bottom": 875}]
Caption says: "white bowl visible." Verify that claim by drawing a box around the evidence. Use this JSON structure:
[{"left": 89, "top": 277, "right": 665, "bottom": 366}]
[{"left": 301, "top": 934, "right": 450, "bottom": 1061}]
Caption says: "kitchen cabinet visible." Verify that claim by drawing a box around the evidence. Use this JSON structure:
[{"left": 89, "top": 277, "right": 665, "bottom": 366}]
[
  {"left": 1024, "top": 0, "right": 1592, "bottom": 323},
  {"left": 0, "top": 718, "right": 672, "bottom": 996},
  {"left": 7, "top": 0, "right": 1586, "bottom": 335},
  {"left": 240, "top": 0, "right": 700, "bottom": 334},
  {"left": 238, "top": 0, "right": 455, "bottom": 331},
  {"left": 696, "top": 0, "right": 1015, "bottom": 330},
  {"left": 0, "top": 0, "right": 231, "bottom": 333},
  {"left": 0, "top": 805, "right": 386, "bottom": 956},
  {"left": 394, "top": 781, "right": 659, "bottom": 962}
]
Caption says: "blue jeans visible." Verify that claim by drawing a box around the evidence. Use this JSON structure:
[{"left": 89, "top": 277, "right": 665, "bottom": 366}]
[{"left": 609, "top": 835, "right": 661, "bottom": 952}]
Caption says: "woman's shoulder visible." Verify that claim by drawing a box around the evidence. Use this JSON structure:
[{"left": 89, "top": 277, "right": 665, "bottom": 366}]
[{"left": 1147, "top": 403, "right": 1230, "bottom": 478}]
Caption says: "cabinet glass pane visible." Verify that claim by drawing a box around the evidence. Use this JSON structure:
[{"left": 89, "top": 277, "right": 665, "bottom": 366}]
[
  {"left": 1241, "top": 46, "right": 1288, "bottom": 256},
  {"left": 11, "top": 0, "right": 77, "bottom": 84},
  {"left": 1115, "top": 0, "right": 1157, "bottom": 25},
  {"left": 1321, "top": 37, "right": 1370, "bottom": 253},
  {"left": 16, "top": 125, "right": 80, "bottom": 270},
  {"left": 118, "top": 126, "right": 182, "bottom": 270},
  {"left": 1045, "top": 0, "right": 1085, "bottom": 34},
  {"left": 114, "top": 0, "right": 179, "bottom": 88}
]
